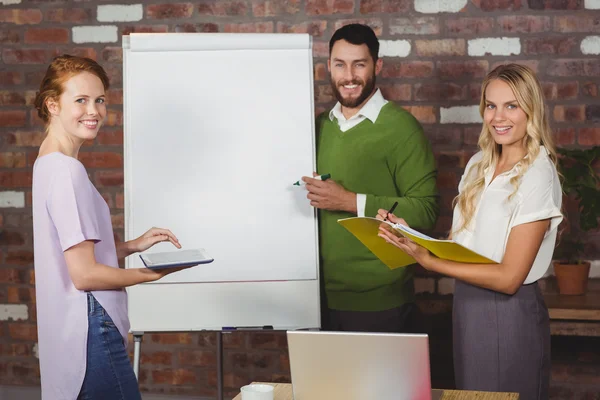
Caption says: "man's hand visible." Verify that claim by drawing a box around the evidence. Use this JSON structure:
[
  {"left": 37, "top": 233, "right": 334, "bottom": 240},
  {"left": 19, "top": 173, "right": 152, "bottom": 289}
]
[{"left": 303, "top": 174, "right": 357, "bottom": 213}]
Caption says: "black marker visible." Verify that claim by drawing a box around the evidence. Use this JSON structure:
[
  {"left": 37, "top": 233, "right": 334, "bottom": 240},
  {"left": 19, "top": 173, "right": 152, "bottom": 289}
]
[{"left": 383, "top": 201, "right": 398, "bottom": 222}]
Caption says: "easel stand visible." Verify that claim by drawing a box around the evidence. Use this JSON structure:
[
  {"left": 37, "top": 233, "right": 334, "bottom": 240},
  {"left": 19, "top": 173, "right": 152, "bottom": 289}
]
[{"left": 133, "top": 331, "right": 226, "bottom": 400}]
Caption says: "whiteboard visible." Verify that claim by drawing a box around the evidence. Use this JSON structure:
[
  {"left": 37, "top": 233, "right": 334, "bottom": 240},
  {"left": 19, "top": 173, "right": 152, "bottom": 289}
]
[{"left": 123, "top": 33, "right": 320, "bottom": 332}]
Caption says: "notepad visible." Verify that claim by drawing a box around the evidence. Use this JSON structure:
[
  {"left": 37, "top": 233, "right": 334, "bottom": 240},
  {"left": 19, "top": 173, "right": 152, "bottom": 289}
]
[
  {"left": 338, "top": 217, "right": 498, "bottom": 270},
  {"left": 139, "top": 248, "right": 214, "bottom": 269}
]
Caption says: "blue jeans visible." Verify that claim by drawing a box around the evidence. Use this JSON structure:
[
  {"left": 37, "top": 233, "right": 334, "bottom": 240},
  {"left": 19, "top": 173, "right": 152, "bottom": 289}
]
[{"left": 78, "top": 293, "right": 141, "bottom": 400}]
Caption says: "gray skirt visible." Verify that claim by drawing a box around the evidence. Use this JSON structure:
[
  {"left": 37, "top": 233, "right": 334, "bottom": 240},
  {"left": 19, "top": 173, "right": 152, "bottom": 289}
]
[{"left": 453, "top": 280, "right": 550, "bottom": 400}]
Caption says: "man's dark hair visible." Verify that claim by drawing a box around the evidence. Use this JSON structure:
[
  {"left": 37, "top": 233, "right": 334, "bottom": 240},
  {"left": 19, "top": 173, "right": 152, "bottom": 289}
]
[{"left": 329, "top": 24, "right": 379, "bottom": 62}]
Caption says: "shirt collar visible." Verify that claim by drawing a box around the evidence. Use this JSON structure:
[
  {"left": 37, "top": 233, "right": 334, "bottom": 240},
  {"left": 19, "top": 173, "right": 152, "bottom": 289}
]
[{"left": 329, "top": 88, "right": 387, "bottom": 123}]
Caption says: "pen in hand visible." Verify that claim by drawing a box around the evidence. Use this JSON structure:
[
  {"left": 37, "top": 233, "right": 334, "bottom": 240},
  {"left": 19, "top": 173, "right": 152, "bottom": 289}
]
[{"left": 383, "top": 201, "right": 398, "bottom": 222}]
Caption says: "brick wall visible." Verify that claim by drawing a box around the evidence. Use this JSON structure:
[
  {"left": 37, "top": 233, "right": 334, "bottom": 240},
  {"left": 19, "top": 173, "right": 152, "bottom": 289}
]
[{"left": 0, "top": 0, "right": 599, "bottom": 398}]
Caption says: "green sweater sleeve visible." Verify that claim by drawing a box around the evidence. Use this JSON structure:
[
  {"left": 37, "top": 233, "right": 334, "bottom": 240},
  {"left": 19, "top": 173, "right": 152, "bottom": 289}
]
[{"left": 364, "top": 127, "right": 440, "bottom": 230}]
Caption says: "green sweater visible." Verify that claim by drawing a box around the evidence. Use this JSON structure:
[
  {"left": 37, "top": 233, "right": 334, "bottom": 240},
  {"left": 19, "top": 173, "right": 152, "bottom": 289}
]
[{"left": 317, "top": 102, "right": 439, "bottom": 311}]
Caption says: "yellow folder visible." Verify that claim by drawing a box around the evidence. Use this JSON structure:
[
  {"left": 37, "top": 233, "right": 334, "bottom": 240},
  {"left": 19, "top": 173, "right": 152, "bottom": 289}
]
[{"left": 338, "top": 217, "right": 498, "bottom": 270}]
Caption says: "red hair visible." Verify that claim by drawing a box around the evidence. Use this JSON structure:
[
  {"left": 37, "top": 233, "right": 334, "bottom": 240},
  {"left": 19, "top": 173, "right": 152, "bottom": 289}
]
[{"left": 34, "top": 54, "right": 110, "bottom": 124}]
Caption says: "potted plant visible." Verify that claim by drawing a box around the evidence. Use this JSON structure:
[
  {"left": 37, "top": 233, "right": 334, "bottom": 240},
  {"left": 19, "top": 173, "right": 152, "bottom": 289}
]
[{"left": 553, "top": 146, "right": 600, "bottom": 295}]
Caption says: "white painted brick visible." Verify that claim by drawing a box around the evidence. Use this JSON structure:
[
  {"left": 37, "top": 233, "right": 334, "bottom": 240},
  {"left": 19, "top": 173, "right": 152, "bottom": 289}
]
[
  {"left": 0, "top": 0, "right": 22, "bottom": 4},
  {"left": 0, "top": 191, "right": 25, "bottom": 208},
  {"left": 440, "top": 105, "right": 482, "bottom": 124},
  {"left": 438, "top": 278, "right": 455, "bottom": 295},
  {"left": 33, "top": 343, "right": 39, "bottom": 359},
  {"left": 581, "top": 36, "right": 600, "bottom": 55},
  {"left": 72, "top": 25, "right": 118, "bottom": 44},
  {"left": 97, "top": 4, "right": 143, "bottom": 22},
  {"left": 0, "top": 304, "right": 28, "bottom": 321},
  {"left": 585, "top": 0, "right": 600, "bottom": 9},
  {"left": 415, "top": 0, "right": 468, "bottom": 13},
  {"left": 468, "top": 37, "right": 521, "bottom": 56},
  {"left": 414, "top": 277, "right": 436, "bottom": 294},
  {"left": 379, "top": 40, "right": 411, "bottom": 58}
]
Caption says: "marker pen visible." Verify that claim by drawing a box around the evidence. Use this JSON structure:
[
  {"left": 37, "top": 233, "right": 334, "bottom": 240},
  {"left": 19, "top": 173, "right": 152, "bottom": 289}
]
[{"left": 293, "top": 173, "right": 331, "bottom": 186}]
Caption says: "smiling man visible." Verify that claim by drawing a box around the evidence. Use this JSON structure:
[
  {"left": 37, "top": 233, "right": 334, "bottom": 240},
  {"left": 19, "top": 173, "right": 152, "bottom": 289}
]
[{"left": 304, "top": 24, "right": 439, "bottom": 333}]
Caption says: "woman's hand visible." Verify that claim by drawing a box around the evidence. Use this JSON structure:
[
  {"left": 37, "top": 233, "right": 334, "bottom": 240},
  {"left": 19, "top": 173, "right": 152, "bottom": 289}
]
[
  {"left": 375, "top": 208, "right": 435, "bottom": 269},
  {"left": 131, "top": 227, "right": 181, "bottom": 253},
  {"left": 139, "top": 264, "right": 193, "bottom": 282}
]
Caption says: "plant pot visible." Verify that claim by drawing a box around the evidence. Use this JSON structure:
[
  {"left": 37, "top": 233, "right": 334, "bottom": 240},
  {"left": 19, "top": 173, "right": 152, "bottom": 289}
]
[{"left": 553, "top": 261, "right": 591, "bottom": 295}]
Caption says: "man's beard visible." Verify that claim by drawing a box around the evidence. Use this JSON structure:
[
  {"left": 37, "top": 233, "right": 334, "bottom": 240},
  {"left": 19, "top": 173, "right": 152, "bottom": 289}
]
[{"left": 330, "top": 73, "right": 376, "bottom": 108}]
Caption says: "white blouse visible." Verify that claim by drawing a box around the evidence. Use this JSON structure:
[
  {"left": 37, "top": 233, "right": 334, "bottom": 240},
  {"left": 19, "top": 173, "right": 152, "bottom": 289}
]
[{"left": 451, "top": 146, "right": 563, "bottom": 284}]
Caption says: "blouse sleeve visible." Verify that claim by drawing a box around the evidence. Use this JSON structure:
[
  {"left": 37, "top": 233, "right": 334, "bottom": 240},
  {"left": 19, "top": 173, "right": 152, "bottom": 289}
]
[
  {"left": 46, "top": 159, "right": 102, "bottom": 251},
  {"left": 511, "top": 171, "right": 563, "bottom": 236}
]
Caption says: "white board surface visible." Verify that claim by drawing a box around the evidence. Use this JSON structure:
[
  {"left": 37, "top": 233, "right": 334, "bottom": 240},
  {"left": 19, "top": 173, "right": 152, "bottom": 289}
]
[{"left": 123, "top": 33, "right": 320, "bottom": 332}]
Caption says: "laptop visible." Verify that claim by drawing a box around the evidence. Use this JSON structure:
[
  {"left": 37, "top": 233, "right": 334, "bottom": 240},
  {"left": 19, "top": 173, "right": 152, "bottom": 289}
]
[{"left": 287, "top": 331, "right": 436, "bottom": 400}]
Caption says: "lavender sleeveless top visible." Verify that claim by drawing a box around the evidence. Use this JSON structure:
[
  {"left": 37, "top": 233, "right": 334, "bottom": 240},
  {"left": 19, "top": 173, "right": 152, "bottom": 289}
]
[{"left": 32, "top": 152, "right": 130, "bottom": 400}]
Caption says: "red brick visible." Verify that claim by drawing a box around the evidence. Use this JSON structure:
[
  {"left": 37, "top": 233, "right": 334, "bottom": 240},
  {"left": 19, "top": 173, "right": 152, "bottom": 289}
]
[
  {"left": 586, "top": 105, "right": 600, "bottom": 122},
  {"left": 7, "top": 287, "right": 35, "bottom": 303},
  {"left": 437, "top": 171, "right": 458, "bottom": 189},
  {"left": 583, "top": 82, "right": 598, "bottom": 97},
  {"left": 0, "top": 343, "right": 31, "bottom": 357},
  {"left": 414, "top": 83, "right": 465, "bottom": 102},
  {"left": 277, "top": 21, "right": 327, "bottom": 37},
  {"left": 445, "top": 17, "right": 494, "bottom": 35},
  {"left": 415, "top": 39, "right": 465, "bottom": 57},
  {"left": 104, "top": 110, "right": 123, "bottom": 127},
  {"left": 0, "top": 172, "right": 32, "bottom": 189},
  {"left": 121, "top": 25, "right": 169, "bottom": 35},
  {"left": 224, "top": 22, "right": 274, "bottom": 33},
  {"left": 96, "top": 129, "right": 123, "bottom": 146},
  {"left": 24, "top": 28, "right": 69, "bottom": 44},
  {"left": 116, "top": 192, "right": 124, "bottom": 209},
  {"left": 437, "top": 61, "right": 489, "bottom": 79},
  {"left": 147, "top": 3, "right": 194, "bottom": 19},
  {"left": 0, "top": 269, "right": 22, "bottom": 284},
  {"left": 313, "top": 41, "right": 329, "bottom": 58},
  {"left": 252, "top": 0, "right": 301, "bottom": 16},
  {"left": 0, "top": 91, "right": 26, "bottom": 106},
  {"left": 179, "top": 350, "right": 216, "bottom": 366},
  {"left": 94, "top": 171, "right": 123, "bottom": 187},
  {"left": 528, "top": 0, "right": 582, "bottom": 10},
  {"left": 315, "top": 84, "right": 334, "bottom": 103},
  {"left": 2, "top": 49, "right": 50, "bottom": 64},
  {"left": 78, "top": 152, "right": 122, "bottom": 169},
  {"left": 579, "top": 128, "right": 600, "bottom": 145},
  {"left": 8, "top": 323, "right": 37, "bottom": 341},
  {"left": 425, "top": 127, "right": 463, "bottom": 147},
  {"left": 141, "top": 351, "right": 173, "bottom": 365},
  {"left": 545, "top": 81, "right": 581, "bottom": 100},
  {"left": 390, "top": 17, "right": 439, "bottom": 35},
  {"left": 554, "top": 15, "right": 600, "bottom": 33},
  {"left": 380, "top": 84, "right": 411, "bottom": 102},
  {"left": 497, "top": 15, "right": 551, "bottom": 33},
  {"left": 106, "top": 89, "right": 123, "bottom": 105},
  {"left": 6, "top": 131, "right": 45, "bottom": 147},
  {"left": 1, "top": 28, "right": 20, "bottom": 44},
  {"left": 472, "top": 0, "right": 522, "bottom": 10},
  {"left": 0, "top": 9, "right": 42, "bottom": 25},
  {"left": 0, "top": 110, "right": 26, "bottom": 127},
  {"left": 5, "top": 213, "right": 32, "bottom": 227},
  {"left": 359, "top": 0, "right": 410, "bottom": 13},
  {"left": 174, "top": 23, "right": 219, "bottom": 33},
  {"left": 197, "top": 1, "right": 248, "bottom": 15},
  {"left": 150, "top": 333, "right": 193, "bottom": 345},
  {"left": 0, "top": 152, "right": 26, "bottom": 168},
  {"left": 403, "top": 106, "right": 436, "bottom": 124},
  {"left": 306, "top": 0, "right": 355, "bottom": 15},
  {"left": 333, "top": 19, "right": 383, "bottom": 36},
  {"left": 553, "top": 105, "right": 585, "bottom": 122},
  {"left": 468, "top": 83, "right": 482, "bottom": 101},
  {"left": 101, "top": 47, "right": 122, "bottom": 63},
  {"left": 381, "top": 61, "right": 434, "bottom": 79},
  {"left": 0, "top": 71, "right": 23, "bottom": 86},
  {"left": 314, "top": 63, "right": 327, "bottom": 81},
  {"left": 45, "top": 8, "right": 90, "bottom": 24},
  {"left": 152, "top": 369, "right": 197, "bottom": 385},
  {"left": 523, "top": 37, "right": 577, "bottom": 55},
  {"left": 555, "top": 128, "right": 576, "bottom": 145}
]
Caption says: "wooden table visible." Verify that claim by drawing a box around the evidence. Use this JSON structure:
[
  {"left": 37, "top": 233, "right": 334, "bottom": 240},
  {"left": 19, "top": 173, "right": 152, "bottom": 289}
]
[
  {"left": 233, "top": 382, "right": 519, "bottom": 400},
  {"left": 544, "top": 292, "right": 600, "bottom": 336}
]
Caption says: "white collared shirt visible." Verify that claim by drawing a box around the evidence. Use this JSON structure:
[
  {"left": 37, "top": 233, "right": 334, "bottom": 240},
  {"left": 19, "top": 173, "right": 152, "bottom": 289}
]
[
  {"left": 451, "top": 146, "right": 563, "bottom": 284},
  {"left": 328, "top": 89, "right": 388, "bottom": 216}
]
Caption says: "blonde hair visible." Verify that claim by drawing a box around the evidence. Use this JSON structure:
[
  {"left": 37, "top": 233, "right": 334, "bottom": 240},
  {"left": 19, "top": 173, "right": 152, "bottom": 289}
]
[{"left": 452, "top": 63, "right": 558, "bottom": 234}]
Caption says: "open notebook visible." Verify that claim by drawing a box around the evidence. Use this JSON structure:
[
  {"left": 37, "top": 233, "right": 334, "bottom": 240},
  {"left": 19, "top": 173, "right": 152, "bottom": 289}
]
[{"left": 338, "top": 217, "right": 498, "bottom": 269}]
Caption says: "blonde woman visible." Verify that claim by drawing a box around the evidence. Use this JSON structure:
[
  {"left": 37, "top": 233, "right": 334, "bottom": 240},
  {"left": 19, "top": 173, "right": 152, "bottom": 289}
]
[{"left": 377, "top": 64, "right": 562, "bottom": 399}]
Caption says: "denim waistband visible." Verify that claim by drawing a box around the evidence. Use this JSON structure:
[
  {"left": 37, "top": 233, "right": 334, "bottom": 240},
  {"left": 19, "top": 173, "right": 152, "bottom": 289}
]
[{"left": 87, "top": 292, "right": 102, "bottom": 316}]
